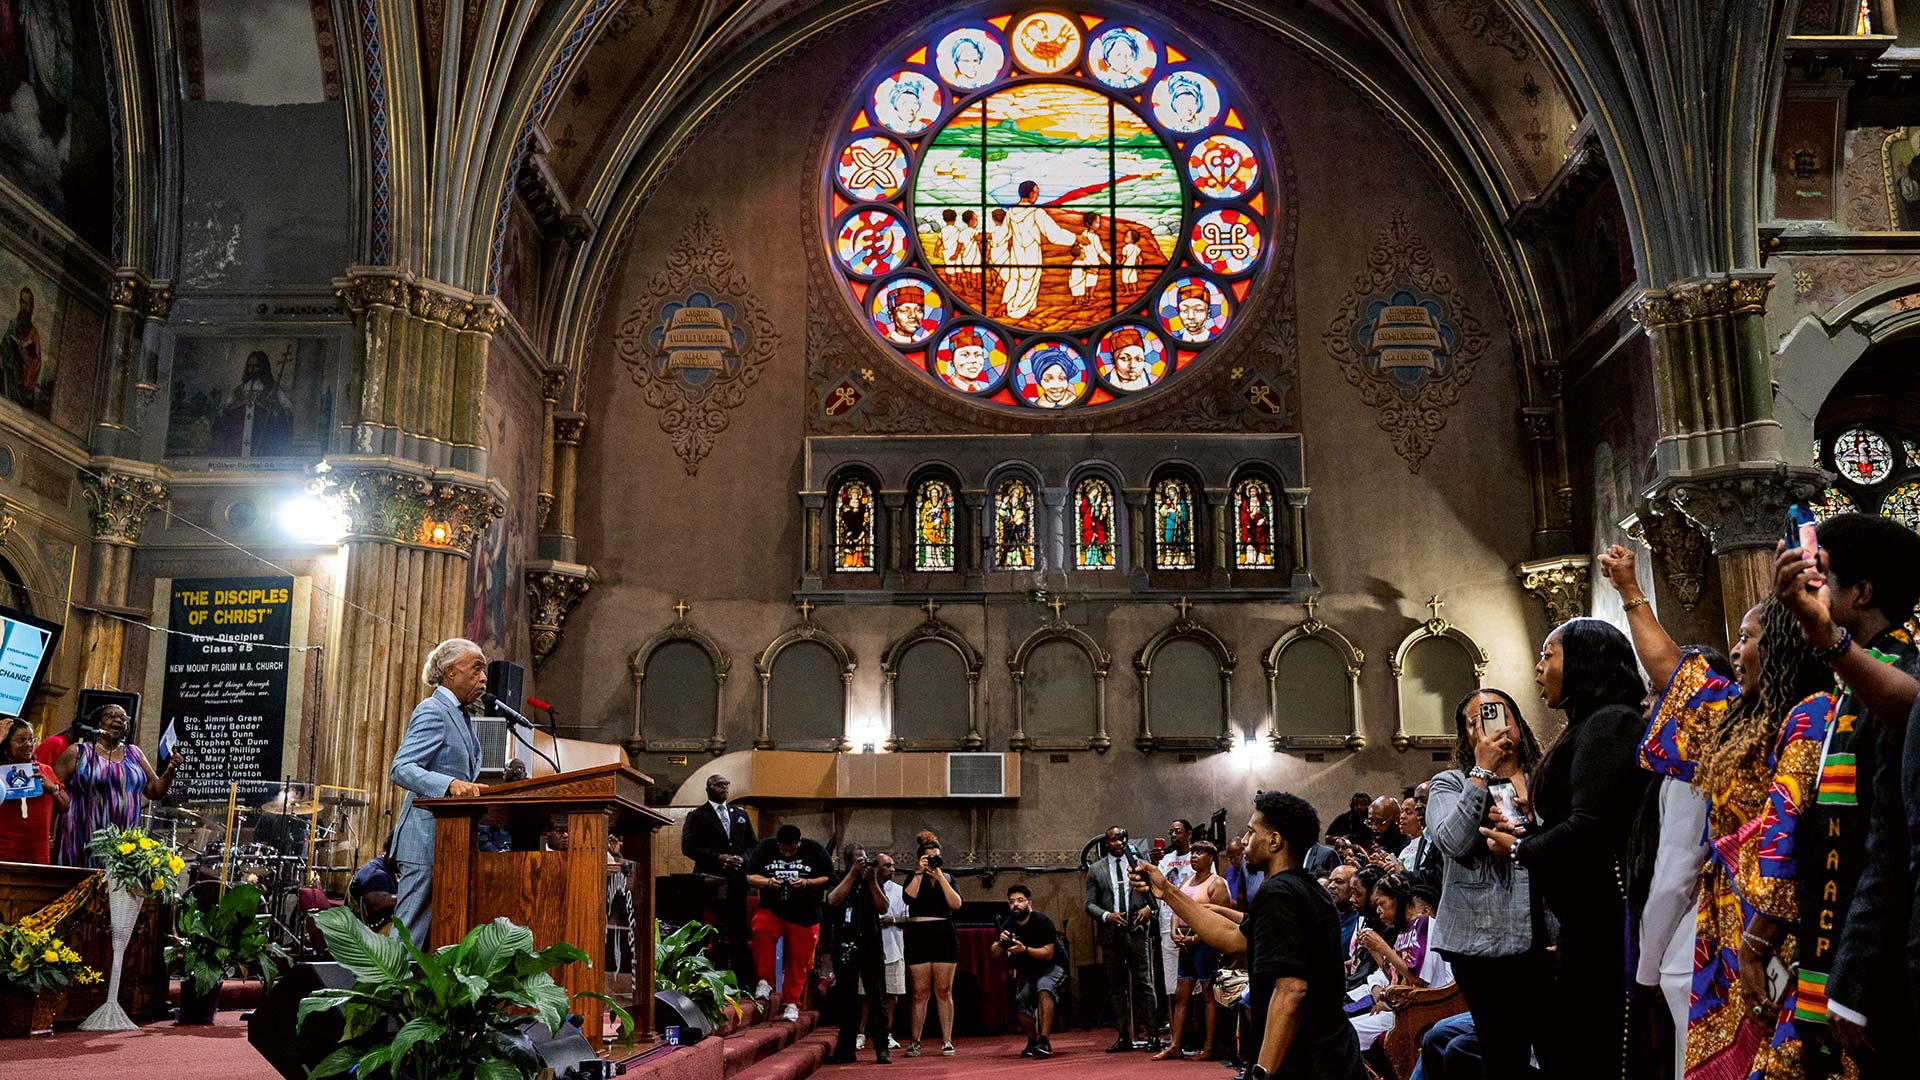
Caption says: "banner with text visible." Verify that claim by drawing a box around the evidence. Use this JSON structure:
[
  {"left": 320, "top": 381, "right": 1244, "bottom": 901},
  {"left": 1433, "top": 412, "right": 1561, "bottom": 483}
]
[{"left": 159, "top": 577, "right": 297, "bottom": 801}]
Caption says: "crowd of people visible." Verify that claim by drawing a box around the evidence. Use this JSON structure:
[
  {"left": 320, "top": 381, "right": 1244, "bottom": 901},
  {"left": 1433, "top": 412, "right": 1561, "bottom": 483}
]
[
  {"left": 681, "top": 513, "right": 1920, "bottom": 1080},
  {"left": 0, "top": 701, "right": 179, "bottom": 867}
]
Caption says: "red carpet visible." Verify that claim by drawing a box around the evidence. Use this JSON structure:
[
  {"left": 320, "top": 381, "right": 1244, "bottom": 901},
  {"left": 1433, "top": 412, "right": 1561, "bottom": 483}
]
[
  {"left": 0, "top": 1011, "right": 282, "bottom": 1079},
  {"left": 812, "top": 1031, "right": 1236, "bottom": 1079}
]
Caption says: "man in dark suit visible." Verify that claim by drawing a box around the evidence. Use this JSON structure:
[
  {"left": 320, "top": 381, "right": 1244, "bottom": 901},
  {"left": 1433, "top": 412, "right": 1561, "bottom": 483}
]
[
  {"left": 1083, "top": 826, "right": 1160, "bottom": 1053},
  {"left": 682, "top": 773, "right": 756, "bottom": 981},
  {"left": 388, "top": 638, "right": 490, "bottom": 946}
]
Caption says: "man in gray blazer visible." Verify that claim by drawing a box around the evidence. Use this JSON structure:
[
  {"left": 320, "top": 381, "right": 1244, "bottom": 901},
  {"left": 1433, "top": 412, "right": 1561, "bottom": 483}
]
[
  {"left": 1083, "top": 826, "right": 1160, "bottom": 1052},
  {"left": 389, "top": 637, "right": 491, "bottom": 945}
]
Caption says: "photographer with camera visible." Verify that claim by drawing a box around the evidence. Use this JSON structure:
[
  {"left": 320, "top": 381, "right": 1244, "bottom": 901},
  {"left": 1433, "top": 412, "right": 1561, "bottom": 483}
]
[
  {"left": 744, "top": 823, "right": 834, "bottom": 1021},
  {"left": 824, "top": 844, "right": 892, "bottom": 1064},
  {"left": 993, "top": 883, "right": 1065, "bottom": 1059},
  {"left": 903, "top": 830, "right": 963, "bottom": 1057}
]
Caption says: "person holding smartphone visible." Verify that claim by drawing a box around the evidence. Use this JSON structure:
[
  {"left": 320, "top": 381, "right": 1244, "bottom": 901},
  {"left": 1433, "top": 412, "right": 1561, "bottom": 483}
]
[
  {"left": 0, "top": 717, "right": 69, "bottom": 864},
  {"left": 1423, "top": 688, "right": 1545, "bottom": 1077}
]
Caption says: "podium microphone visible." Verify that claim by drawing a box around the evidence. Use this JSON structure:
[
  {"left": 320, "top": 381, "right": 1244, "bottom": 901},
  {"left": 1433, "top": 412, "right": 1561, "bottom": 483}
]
[
  {"left": 527, "top": 697, "right": 562, "bottom": 774},
  {"left": 480, "top": 693, "right": 560, "bottom": 775}
]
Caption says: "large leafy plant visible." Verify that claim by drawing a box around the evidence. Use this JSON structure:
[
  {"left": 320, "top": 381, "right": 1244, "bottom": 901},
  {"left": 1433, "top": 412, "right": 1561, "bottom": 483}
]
[
  {"left": 655, "top": 921, "right": 741, "bottom": 1024},
  {"left": 299, "top": 905, "right": 632, "bottom": 1079},
  {"left": 1, "top": 922, "right": 101, "bottom": 994},
  {"left": 166, "top": 883, "right": 288, "bottom": 999},
  {"left": 86, "top": 823, "right": 185, "bottom": 897}
]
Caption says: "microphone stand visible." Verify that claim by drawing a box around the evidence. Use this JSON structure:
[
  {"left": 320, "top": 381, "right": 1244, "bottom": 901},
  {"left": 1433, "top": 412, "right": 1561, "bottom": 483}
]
[
  {"left": 510, "top": 718, "right": 562, "bottom": 776},
  {"left": 542, "top": 703, "right": 564, "bottom": 774}
]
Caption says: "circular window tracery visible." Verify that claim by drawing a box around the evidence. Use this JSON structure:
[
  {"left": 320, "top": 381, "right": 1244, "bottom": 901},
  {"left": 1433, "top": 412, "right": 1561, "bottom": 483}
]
[{"left": 823, "top": 5, "right": 1276, "bottom": 411}]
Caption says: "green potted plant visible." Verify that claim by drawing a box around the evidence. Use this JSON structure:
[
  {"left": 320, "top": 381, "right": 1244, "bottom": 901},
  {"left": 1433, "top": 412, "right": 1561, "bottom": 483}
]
[
  {"left": 166, "top": 882, "right": 287, "bottom": 1024},
  {"left": 0, "top": 920, "right": 100, "bottom": 1038},
  {"left": 299, "top": 905, "right": 633, "bottom": 1079},
  {"left": 654, "top": 921, "right": 743, "bottom": 1028}
]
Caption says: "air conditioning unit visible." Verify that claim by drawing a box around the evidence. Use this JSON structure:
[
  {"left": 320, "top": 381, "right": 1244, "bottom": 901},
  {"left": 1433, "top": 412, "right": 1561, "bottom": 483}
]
[
  {"left": 473, "top": 716, "right": 511, "bottom": 776},
  {"left": 947, "top": 753, "right": 1007, "bottom": 797}
]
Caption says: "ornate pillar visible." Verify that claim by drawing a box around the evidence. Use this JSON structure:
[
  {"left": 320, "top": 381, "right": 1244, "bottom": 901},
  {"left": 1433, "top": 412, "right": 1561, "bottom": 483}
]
[
  {"left": 525, "top": 561, "right": 594, "bottom": 670},
  {"left": 1519, "top": 398, "right": 1574, "bottom": 557},
  {"left": 94, "top": 273, "right": 173, "bottom": 457},
  {"left": 537, "top": 370, "right": 564, "bottom": 529},
  {"left": 1631, "top": 273, "right": 1779, "bottom": 476},
  {"left": 1624, "top": 501, "right": 1711, "bottom": 614},
  {"left": 77, "top": 462, "right": 170, "bottom": 689},
  {"left": 311, "top": 458, "right": 504, "bottom": 840},
  {"left": 1514, "top": 555, "right": 1591, "bottom": 628},
  {"left": 541, "top": 412, "right": 585, "bottom": 563},
  {"left": 1282, "top": 487, "right": 1313, "bottom": 589},
  {"left": 1664, "top": 462, "right": 1825, "bottom": 643}
]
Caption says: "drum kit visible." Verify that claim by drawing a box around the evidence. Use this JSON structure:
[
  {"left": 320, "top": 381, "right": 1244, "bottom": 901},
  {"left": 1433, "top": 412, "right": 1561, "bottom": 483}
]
[{"left": 148, "top": 784, "right": 370, "bottom": 954}]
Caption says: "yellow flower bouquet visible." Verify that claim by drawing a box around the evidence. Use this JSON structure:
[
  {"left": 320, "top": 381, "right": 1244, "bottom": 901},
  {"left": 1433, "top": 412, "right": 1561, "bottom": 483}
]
[
  {"left": 0, "top": 922, "right": 102, "bottom": 995},
  {"left": 86, "top": 824, "right": 185, "bottom": 899}
]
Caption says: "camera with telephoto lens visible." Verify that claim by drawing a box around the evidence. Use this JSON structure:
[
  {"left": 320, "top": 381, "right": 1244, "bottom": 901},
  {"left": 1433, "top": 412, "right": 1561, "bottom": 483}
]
[
  {"left": 925, "top": 854, "right": 943, "bottom": 870},
  {"left": 861, "top": 852, "right": 878, "bottom": 867}
]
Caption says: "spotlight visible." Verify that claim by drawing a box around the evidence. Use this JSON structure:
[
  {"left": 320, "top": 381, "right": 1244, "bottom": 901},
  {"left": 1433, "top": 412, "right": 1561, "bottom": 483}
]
[{"left": 279, "top": 494, "right": 348, "bottom": 545}]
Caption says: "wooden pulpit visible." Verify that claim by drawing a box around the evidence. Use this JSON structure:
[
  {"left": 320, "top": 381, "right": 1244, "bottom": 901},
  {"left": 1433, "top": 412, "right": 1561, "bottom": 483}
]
[{"left": 417, "top": 763, "right": 671, "bottom": 1052}]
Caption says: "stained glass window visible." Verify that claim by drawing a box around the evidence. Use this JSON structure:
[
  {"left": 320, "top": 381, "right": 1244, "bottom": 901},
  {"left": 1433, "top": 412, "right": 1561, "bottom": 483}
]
[
  {"left": 1153, "top": 477, "right": 1196, "bottom": 570},
  {"left": 994, "top": 477, "right": 1037, "bottom": 570},
  {"left": 914, "top": 478, "right": 957, "bottom": 570},
  {"left": 1075, "top": 477, "right": 1116, "bottom": 569},
  {"left": 1906, "top": 439, "right": 1919, "bottom": 468},
  {"left": 1884, "top": 482, "right": 1920, "bottom": 532},
  {"left": 1832, "top": 428, "right": 1894, "bottom": 485},
  {"left": 1815, "top": 485, "right": 1856, "bottom": 521},
  {"left": 1233, "top": 477, "right": 1276, "bottom": 569},
  {"left": 823, "top": 5, "right": 1273, "bottom": 412},
  {"left": 834, "top": 479, "right": 876, "bottom": 572}
]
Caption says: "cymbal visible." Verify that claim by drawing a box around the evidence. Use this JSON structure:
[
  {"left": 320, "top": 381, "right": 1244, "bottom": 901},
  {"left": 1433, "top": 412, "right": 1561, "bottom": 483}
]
[
  {"left": 319, "top": 792, "right": 369, "bottom": 808},
  {"left": 149, "top": 806, "right": 204, "bottom": 825},
  {"left": 276, "top": 801, "right": 322, "bottom": 815},
  {"left": 893, "top": 916, "right": 953, "bottom": 924}
]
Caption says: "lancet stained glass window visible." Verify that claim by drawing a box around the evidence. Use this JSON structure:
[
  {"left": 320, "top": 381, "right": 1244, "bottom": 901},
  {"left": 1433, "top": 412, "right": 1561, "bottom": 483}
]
[
  {"left": 915, "top": 478, "right": 957, "bottom": 570},
  {"left": 1153, "top": 477, "right": 1196, "bottom": 569},
  {"left": 1815, "top": 485, "right": 1856, "bottom": 522},
  {"left": 1075, "top": 477, "right": 1116, "bottom": 569},
  {"left": 834, "top": 479, "right": 876, "bottom": 571},
  {"left": 995, "top": 476, "right": 1037, "bottom": 569},
  {"left": 1884, "top": 482, "right": 1920, "bottom": 532},
  {"left": 823, "top": 5, "right": 1274, "bottom": 412},
  {"left": 1234, "top": 477, "right": 1276, "bottom": 568}
]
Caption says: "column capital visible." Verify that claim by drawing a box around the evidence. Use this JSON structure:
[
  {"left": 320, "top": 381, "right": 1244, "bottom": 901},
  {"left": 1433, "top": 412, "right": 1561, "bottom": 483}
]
[
  {"left": 313, "top": 456, "right": 505, "bottom": 555},
  {"left": 541, "top": 368, "right": 568, "bottom": 402},
  {"left": 525, "top": 560, "right": 595, "bottom": 669},
  {"left": 1623, "top": 500, "right": 1711, "bottom": 612},
  {"left": 1631, "top": 271, "right": 1774, "bottom": 330},
  {"left": 1659, "top": 462, "right": 1827, "bottom": 555},
  {"left": 81, "top": 459, "right": 172, "bottom": 545},
  {"left": 1514, "top": 555, "right": 1591, "bottom": 627},
  {"left": 332, "top": 268, "right": 506, "bottom": 335},
  {"left": 554, "top": 412, "right": 587, "bottom": 447}
]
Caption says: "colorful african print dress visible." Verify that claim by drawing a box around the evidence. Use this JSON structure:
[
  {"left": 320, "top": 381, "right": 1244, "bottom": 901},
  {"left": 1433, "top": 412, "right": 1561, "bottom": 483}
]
[
  {"left": 1641, "top": 652, "right": 1831, "bottom": 1080},
  {"left": 53, "top": 742, "right": 151, "bottom": 868}
]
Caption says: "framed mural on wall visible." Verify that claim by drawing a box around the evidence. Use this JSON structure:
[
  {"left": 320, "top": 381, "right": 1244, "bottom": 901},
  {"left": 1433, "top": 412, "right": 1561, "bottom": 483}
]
[
  {"left": 166, "top": 336, "right": 335, "bottom": 459},
  {"left": 0, "top": 243, "right": 66, "bottom": 420},
  {"left": 0, "top": 0, "right": 116, "bottom": 253}
]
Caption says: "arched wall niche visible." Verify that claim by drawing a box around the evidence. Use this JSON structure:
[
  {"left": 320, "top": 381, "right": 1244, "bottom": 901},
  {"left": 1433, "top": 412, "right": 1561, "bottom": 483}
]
[
  {"left": 880, "top": 605, "right": 983, "bottom": 751},
  {"left": 1132, "top": 603, "right": 1234, "bottom": 752},
  {"left": 754, "top": 616, "right": 857, "bottom": 751},
  {"left": 1263, "top": 598, "right": 1365, "bottom": 751},
  {"left": 1389, "top": 598, "right": 1488, "bottom": 751},
  {"left": 1008, "top": 610, "right": 1112, "bottom": 752},
  {"left": 628, "top": 605, "right": 730, "bottom": 755}
]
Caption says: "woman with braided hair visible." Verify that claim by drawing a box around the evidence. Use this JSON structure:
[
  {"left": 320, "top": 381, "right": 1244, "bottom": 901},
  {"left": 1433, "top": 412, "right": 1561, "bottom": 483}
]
[{"left": 1599, "top": 545, "right": 1837, "bottom": 1079}]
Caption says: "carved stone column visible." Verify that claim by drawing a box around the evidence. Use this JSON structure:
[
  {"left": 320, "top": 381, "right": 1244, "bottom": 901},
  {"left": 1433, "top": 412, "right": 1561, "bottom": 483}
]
[
  {"left": 1282, "top": 487, "right": 1313, "bottom": 589},
  {"left": 1631, "top": 273, "right": 1778, "bottom": 476},
  {"left": 78, "top": 462, "right": 170, "bottom": 688},
  {"left": 1514, "top": 555, "right": 1591, "bottom": 628},
  {"left": 537, "top": 370, "right": 564, "bottom": 529},
  {"left": 1664, "top": 462, "right": 1825, "bottom": 643},
  {"left": 311, "top": 457, "right": 504, "bottom": 838},
  {"left": 94, "top": 273, "right": 173, "bottom": 456},
  {"left": 1624, "top": 501, "right": 1710, "bottom": 613},
  {"left": 541, "top": 412, "right": 585, "bottom": 563},
  {"left": 525, "top": 561, "right": 594, "bottom": 670}
]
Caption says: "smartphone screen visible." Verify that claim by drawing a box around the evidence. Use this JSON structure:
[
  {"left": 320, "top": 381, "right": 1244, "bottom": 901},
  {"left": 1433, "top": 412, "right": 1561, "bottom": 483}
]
[
  {"left": 1787, "top": 503, "right": 1819, "bottom": 558},
  {"left": 1489, "top": 780, "right": 1527, "bottom": 834},
  {"left": 1479, "top": 700, "right": 1507, "bottom": 734},
  {"left": 1765, "top": 957, "right": 1793, "bottom": 1005}
]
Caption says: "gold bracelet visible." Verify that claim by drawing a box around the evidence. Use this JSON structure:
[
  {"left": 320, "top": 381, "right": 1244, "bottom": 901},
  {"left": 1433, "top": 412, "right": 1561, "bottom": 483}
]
[{"left": 1622, "top": 597, "right": 1651, "bottom": 612}]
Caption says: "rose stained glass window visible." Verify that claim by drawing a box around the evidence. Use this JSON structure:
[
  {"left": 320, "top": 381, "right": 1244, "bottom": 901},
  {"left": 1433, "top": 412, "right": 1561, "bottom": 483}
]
[
  {"left": 1234, "top": 477, "right": 1276, "bottom": 569},
  {"left": 915, "top": 478, "right": 957, "bottom": 570},
  {"left": 1153, "top": 476, "right": 1196, "bottom": 569},
  {"left": 823, "top": 6, "right": 1273, "bottom": 412},
  {"left": 1884, "top": 481, "right": 1920, "bottom": 532},
  {"left": 834, "top": 479, "right": 876, "bottom": 571},
  {"left": 995, "top": 476, "right": 1037, "bottom": 569},
  {"left": 1075, "top": 476, "right": 1116, "bottom": 569},
  {"left": 1832, "top": 427, "right": 1894, "bottom": 485}
]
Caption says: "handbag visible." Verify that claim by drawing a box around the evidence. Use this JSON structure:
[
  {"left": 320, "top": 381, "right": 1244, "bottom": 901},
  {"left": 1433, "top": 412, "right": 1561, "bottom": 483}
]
[{"left": 1212, "top": 965, "right": 1249, "bottom": 1007}]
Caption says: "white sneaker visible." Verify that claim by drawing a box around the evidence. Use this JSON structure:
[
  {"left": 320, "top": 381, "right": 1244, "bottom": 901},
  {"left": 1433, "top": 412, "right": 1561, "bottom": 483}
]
[
  {"left": 855, "top": 1035, "right": 866, "bottom": 1050},
  {"left": 887, "top": 1036, "right": 900, "bottom": 1049},
  {"left": 754, "top": 979, "right": 771, "bottom": 1003},
  {"left": 781, "top": 1003, "right": 799, "bottom": 1022}
]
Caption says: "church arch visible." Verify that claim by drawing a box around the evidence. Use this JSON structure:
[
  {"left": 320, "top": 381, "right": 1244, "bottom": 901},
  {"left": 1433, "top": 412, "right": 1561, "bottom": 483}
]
[
  {"left": 1009, "top": 618, "right": 1112, "bottom": 752},
  {"left": 1064, "top": 462, "right": 1128, "bottom": 575},
  {"left": 755, "top": 621, "right": 857, "bottom": 751},
  {"left": 904, "top": 463, "right": 966, "bottom": 575},
  {"left": 985, "top": 462, "right": 1045, "bottom": 574},
  {"left": 881, "top": 613, "right": 982, "bottom": 750},
  {"left": 1389, "top": 602, "right": 1488, "bottom": 751},
  {"left": 1133, "top": 610, "right": 1234, "bottom": 752},
  {"left": 1263, "top": 602, "right": 1365, "bottom": 751},
  {"left": 628, "top": 610, "right": 730, "bottom": 755}
]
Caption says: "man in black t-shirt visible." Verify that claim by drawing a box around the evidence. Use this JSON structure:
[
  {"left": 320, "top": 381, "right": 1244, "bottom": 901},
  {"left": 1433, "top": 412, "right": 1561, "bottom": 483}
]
[
  {"left": 744, "top": 824, "right": 834, "bottom": 1021},
  {"left": 823, "top": 844, "right": 891, "bottom": 1064},
  {"left": 1137, "top": 790, "right": 1364, "bottom": 1080},
  {"left": 992, "top": 883, "right": 1066, "bottom": 1059},
  {"left": 1324, "top": 793, "right": 1373, "bottom": 850}
]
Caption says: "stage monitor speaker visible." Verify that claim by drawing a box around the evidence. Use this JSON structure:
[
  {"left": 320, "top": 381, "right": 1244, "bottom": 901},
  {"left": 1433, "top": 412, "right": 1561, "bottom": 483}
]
[
  {"left": 76, "top": 687, "right": 140, "bottom": 737},
  {"left": 655, "top": 988, "right": 713, "bottom": 1044},
  {"left": 487, "top": 659, "right": 525, "bottom": 714},
  {"left": 247, "top": 961, "right": 355, "bottom": 1079}
]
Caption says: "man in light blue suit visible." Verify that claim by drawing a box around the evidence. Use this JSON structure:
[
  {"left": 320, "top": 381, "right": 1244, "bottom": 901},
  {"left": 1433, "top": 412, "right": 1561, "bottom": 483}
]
[{"left": 389, "top": 637, "right": 490, "bottom": 945}]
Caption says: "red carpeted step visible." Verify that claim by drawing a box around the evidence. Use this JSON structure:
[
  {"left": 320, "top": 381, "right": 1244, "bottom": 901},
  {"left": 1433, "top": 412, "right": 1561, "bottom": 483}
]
[
  {"left": 722, "top": 1010, "right": 819, "bottom": 1077},
  {"left": 731, "top": 1031, "right": 836, "bottom": 1080}
]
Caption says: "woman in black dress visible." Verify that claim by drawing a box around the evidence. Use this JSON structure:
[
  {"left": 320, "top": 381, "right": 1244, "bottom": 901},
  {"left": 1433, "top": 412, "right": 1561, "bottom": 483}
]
[
  {"left": 1481, "top": 618, "right": 1651, "bottom": 1080},
  {"left": 902, "top": 832, "right": 962, "bottom": 1057}
]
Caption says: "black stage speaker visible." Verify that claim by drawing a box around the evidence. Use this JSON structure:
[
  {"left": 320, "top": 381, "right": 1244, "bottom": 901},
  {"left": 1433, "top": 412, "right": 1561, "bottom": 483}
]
[
  {"left": 487, "top": 659, "right": 525, "bottom": 713},
  {"left": 655, "top": 988, "right": 713, "bottom": 1044},
  {"left": 248, "top": 961, "right": 356, "bottom": 1079},
  {"left": 75, "top": 688, "right": 140, "bottom": 737}
]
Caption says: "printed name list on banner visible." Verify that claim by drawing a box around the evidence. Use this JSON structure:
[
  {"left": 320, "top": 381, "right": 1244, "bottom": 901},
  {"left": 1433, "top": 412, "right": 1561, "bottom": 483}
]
[{"left": 160, "top": 577, "right": 295, "bottom": 801}]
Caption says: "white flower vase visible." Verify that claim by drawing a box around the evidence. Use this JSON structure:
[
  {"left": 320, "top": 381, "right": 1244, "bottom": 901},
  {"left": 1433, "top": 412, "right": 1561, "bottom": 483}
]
[{"left": 78, "top": 888, "right": 144, "bottom": 1032}]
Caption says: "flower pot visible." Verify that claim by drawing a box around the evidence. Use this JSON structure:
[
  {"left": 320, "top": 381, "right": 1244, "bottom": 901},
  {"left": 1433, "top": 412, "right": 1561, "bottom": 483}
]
[
  {"left": 0, "top": 988, "right": 64, "bottom": 1038},
  {"left": 176, "top": 979, "right": 221, "bottom": 1025},
  {"left": 78, "top": 888, "right": 144, "bottom": 1032}
]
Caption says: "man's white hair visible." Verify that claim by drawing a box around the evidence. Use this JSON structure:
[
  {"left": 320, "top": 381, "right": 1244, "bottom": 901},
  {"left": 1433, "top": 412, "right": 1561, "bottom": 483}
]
[{"left": 422, "top": 637, "right": 483, "bottom": 686}]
